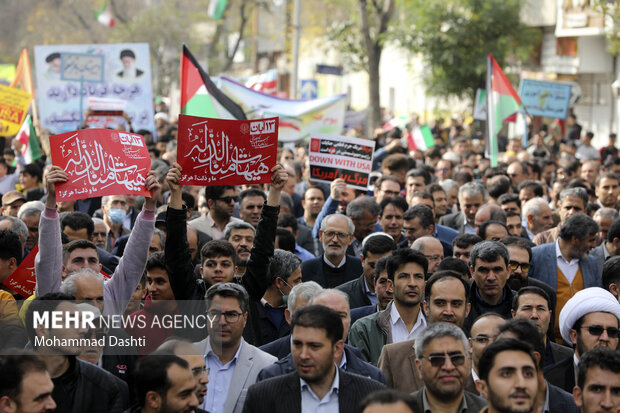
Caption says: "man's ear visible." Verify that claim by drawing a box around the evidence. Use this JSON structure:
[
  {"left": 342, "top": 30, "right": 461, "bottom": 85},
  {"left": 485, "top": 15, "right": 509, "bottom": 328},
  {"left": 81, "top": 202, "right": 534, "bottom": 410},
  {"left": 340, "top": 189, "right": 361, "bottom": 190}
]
[
  {"left": 569, "top": 328, "right": 578, "bottom": 346},
  {"left": 610, "top": 282, "right": 620, "bottom": 300},
  {"left": 145, "top": 391, "right": 161, "bottom": 410},
  {"left": 415, "top": 358, "right": 423, "bottom": 380},
  {"left": 476, "top": 380, "right": 489, "bottom": 400},
  {"left": 0, "top": 395, "right": 16, "bottom": 413},
  {"left": 511, "top": 309, "right": 516, "bottom": 318},
  {"left": 572, "top": 386, "right": 583, "bottom": 408},
  {"left": 284, "top": 308, "right": 292, "bottom": 325}
]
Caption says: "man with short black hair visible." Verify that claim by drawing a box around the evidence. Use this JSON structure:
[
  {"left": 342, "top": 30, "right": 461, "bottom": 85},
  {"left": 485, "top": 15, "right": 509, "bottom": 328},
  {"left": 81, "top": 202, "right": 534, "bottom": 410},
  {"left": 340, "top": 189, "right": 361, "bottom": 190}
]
[
  {"left": 239, "top": 188, "right": 266, "bottom": 228},
  {"left": 595, "top": 172, "right": 620, "bottom": 209},
  {"left": 189, "top": 185, "right": 242, "bottom": 240},
  {"left": 379, "top": 197, "right": 408, "bottom": 247},
  {"left": 603, "top": 255, "right": 620, "bottom": 302},
  {"left": 347, "top": 196, "right": 380, "bottom": 257},
  {"left": 336, "top": 234, "right": 396, "bottom": 309},
  {"left": 0, "top": 352, "right": 56, "bottom": 413},
  {"left": 242, "top": 305, "right": 384, "bottom": 413},
  {"left": 373, "top": 175, "right": 402, "bottom": 205},
  {"left": 358, "top": 389, "right": 416, "bottom": 413},
  {"left": 130, "top": 354, "right": 199, "bottom": 413},
  {"left": 475, "top": 338, "right": 539, "bottom": 413},
  {"left": 224, "top": 221, "right": 256, "bottom": 277},
  {"left": 573, "top": 348, "right": 620, "bottom": 413},
  {"left": 452, "top": 234, "right": 482, "bottom": 264},
  {"left": 463, "top": 241, "right": 514, "bottom": 334},
  {"left": 349, "top": 249, "right": 428, "bottom": 365},
  {"left": 590, "top": 216, "right": 620, "bottom": 269}
]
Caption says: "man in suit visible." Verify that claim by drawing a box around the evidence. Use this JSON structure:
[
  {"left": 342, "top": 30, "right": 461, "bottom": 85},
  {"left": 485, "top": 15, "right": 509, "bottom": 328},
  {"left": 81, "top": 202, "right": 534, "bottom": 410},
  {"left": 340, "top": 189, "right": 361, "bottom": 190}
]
[
  {"left": 511, "top": 287, "right": 572, "bottom": 368},
  {"left": 602, "top": 256, "right": 620, "bottom": 302},
  {"left": 257, "top": 289, "right": 386, "bottom": 384},
  {"left": 378, "top": 271, "right": 471, "bottom": 394},
  {"left": 404, "top": 205, "right": 455, "bottom": 257},
  {"left": 349, "top": 249, "right": 428, "bottom": 365},
  {"left": 242, "top": 305, "right": 384, "bottom": 413},
  {"left": 572, "top": 348, "right": 620, "bottom": 413},
  {"left": 336, "top": 233, "right": 395, "bottom": 310},
  {"left": 346, "top": 196, "right": 381, "bottom": 257},
  {"left": 529, "top": 213, "right": 602, "bottom": 340},
  {"left": 545, "top": 287, "right": 620, "bottom": 393},
  {"left": 475, "top": 339, "right": 539, "bottom": 413},
  {"left": 195, "top": 283, "right": 277, "bottom": 413},
  {"left": 411, "top": 322, "right": 487, "bottom": 413},
  {"left": 463, "top": 241, "right": 515, "bottom": 335},
  {"left": 469, "top": 313, "right": 506, "bottom": 394},
  {"left": 590, "top": 216, "right": 620, "bottom": 269},
  {"left": 496, "top": 319, "right": 580, "bottom": 413},
  {"left": 522, "top": 197, "right": 554, "bottom": 241},
  {"left": 533, "top": 187, "right": 588, "bottom": 246},
  {"left": 301, "top": 214, "right": 362, "bottom": 288},
  {"left": 439, "top": 181, "right": 488, "bottom": 234}
]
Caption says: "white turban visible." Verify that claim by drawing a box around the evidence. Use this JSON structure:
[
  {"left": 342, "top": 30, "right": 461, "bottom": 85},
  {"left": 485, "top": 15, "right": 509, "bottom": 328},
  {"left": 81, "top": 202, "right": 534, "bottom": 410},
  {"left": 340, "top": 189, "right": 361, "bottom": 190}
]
[{"left": 559, "top": 287, "right": 620, "bottom": 344}]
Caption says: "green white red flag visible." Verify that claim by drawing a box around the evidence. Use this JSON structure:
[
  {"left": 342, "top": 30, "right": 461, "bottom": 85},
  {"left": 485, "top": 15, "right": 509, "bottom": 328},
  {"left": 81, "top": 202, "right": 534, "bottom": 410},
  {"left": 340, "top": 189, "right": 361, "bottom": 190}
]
[
  {"left": 16, "top": 115, "right": 41, "bottom": 164},
  {"left": 180, "top": 44, "right": 246, "bottom": 120},
  {"left": 486, "top": 53, "right": 522, "bottom": 167},
  {"left": 408, "top": 125, "right": 434, "bottom": 151},
  {"left": 94, "top": 0, "right": 115, "bottom": 27}
]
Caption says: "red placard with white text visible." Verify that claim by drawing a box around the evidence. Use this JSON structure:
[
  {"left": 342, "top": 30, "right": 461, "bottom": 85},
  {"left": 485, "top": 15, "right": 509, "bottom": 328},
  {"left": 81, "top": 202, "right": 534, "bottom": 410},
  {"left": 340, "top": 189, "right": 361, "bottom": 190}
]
[
  {"left": 3, "top": 245, "right": 38, "bottom": 297},
  {"left": 49, "top": 129, "right": 152, "bottom": 201},
  {"left": 177, "top": 114, "right": 278, "bottom": 186}
]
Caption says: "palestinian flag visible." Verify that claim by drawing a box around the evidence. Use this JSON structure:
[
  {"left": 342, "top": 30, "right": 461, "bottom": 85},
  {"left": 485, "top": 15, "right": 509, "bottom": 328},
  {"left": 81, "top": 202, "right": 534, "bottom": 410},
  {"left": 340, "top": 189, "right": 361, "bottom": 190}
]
[
  {"left": 408, "top": 125, "right": 434, "bottom": 151},
  {"left": 94, "top": 0, "right": 115, "bottom": 27},
  {"left": 486, "top": 53, "right": 522, "bottom": 167},
  {"left": 180, "top": 44, "right": 246, "bottom": 120},
  {"left": 16, "top": 115, "right": 41, "bottom": 164}
]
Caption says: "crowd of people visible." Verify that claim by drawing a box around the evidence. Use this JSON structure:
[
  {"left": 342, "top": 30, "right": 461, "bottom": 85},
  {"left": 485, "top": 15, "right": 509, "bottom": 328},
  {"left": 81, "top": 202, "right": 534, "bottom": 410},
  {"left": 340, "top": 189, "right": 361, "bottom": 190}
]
[{"left": 0, "top": 107, "right": 618, "bottom": 413}]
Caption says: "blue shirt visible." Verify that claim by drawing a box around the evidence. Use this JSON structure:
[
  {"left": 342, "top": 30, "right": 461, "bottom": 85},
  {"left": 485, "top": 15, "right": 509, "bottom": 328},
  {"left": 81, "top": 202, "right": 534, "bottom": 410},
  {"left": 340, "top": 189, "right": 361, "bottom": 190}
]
[
  {"left": 203, "top": 339, "right": 244, "bottom": 413},
  {"left": 300, "top": 365, "right": 340, "bottom": 413}
]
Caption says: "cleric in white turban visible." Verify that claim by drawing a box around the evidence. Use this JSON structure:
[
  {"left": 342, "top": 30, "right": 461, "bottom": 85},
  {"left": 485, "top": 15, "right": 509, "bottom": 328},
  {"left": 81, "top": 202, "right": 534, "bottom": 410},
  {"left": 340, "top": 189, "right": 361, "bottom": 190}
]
[{"left": 559, "top": 287, "right": 620, "bottom": 344}]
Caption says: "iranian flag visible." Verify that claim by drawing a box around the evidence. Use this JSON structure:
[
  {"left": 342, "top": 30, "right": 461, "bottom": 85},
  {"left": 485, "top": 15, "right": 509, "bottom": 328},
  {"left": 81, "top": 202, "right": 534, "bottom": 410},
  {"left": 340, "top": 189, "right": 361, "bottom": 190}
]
[
  {"left": 94, "top": 0, "right": 115, "bottom": 27},
  {"left": 408, "top": 125, "right": 435, "bottom": 151},
  {"left": 16, "top": 115, "right": 41, "bottom": 164},
  {"left": 180, "top": 44, "right": 246, "bottom": 120},
  {"left": 486, "top": 53, "right": 522, "bottom": 167}
]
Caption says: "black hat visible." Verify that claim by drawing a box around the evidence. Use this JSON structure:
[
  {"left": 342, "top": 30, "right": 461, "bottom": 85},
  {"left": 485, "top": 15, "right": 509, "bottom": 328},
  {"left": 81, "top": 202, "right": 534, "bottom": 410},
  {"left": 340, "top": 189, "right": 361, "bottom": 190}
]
[
  {"left": 46, "top": 52, "right": 60, "bottom": 63},
  {"left": 120, "top": 49, "right": 135, "bottom": 59}
]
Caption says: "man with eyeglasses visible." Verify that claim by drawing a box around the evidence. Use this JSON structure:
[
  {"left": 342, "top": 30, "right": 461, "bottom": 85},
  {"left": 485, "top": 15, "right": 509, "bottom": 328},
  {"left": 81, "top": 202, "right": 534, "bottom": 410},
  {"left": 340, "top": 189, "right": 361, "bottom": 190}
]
[
  {"left": 469, "top": 313, "right": 506, "bottom": 395},
  {"left": 545, "top": 287, "right": 620, "bottom": 393},
  {"left": 301, "top": 214, "right": 362, "bottom": 288},
  {"left": 511, "top": 287, "right": 572, "bottom": 368},
  {"left": 463, "top": 241, "right": 515, "bottom": 335},
  {"left": 411, "top": 236, "right": 443, "bottom": 276},
  {"left": 373, "top": 175, "right": 402, "bottom": 205},
  {"left": 156, "top": 339, "right": 211, "bottom": 412},
  {"left": 195, "top": 283, "right": 277, "bottom": 413},
  {"left": 411, "top": 322, "right": 487, "bottom": 412},
  {"left": 346, "top": 196, "right": 381, "bottom": 257},
  {"left": 189, "top": 185, "right": 242, "bottom": 240}
]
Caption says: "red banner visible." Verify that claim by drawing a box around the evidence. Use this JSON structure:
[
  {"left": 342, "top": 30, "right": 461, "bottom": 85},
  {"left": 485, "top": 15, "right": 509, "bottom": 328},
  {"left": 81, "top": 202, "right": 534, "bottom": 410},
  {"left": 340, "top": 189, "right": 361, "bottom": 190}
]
[
  {"left": 177, "top": 114, "right": 278, "bottom": 186},
  {"left": 4, "top": 245, "right": 38, "bottom": 297},
  {"left": 49, "top": 129, "right": 152, "bottom": 201}
]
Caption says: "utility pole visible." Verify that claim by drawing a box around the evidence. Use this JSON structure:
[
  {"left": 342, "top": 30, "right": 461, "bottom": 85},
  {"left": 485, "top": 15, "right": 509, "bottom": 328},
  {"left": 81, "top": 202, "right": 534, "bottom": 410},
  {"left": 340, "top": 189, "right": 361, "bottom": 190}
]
[{"left": 291, "top": 0, "right": 301, "bottom": 99}]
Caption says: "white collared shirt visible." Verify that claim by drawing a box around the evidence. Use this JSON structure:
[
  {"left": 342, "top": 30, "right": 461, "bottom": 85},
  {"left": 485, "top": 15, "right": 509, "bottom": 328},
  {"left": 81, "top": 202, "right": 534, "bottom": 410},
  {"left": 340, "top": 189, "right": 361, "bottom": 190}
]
[
  {"left": 323, "top": 254, "right": 346, "bottom": 269},
  {"left": 389, "top": 303, "right": 427, "bottom": 343},
  {"left": 300, "top": 365, "right": 339, "bottom": 413},
  {"left": 203, "top": 339, "right": 244, "bottom": 412},
  {"left": 555, "top": 240, "right": 580, "bottom": 284}
]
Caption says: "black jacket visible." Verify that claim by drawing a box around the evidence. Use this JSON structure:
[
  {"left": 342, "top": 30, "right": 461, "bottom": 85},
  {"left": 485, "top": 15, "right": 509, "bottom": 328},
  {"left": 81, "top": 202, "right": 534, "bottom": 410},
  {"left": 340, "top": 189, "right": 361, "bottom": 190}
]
[
  {"left": 336, "top": 274, "right": 371, "bottom": 309},
  {"left": 463, "top": 283, "right": 515, "bottom": 335},
  {"left": 166, "top": 203, "right": 278, "bottom": 344},
  {"left": 256, "top": 344, "right": 386, "bottom": 384},
  {"left": 52, "top": 356, "right": 129, "bottom": 413},
  {"left": 544, "top": 356, "right": 576, "bottom": 394},
  {"left": 301, "top": 255, "right": 362, "bottom": 288},
  {"left": 410, "top": 388, "right": 487, "bottom": 412},
  {"left": 243, "top": 369, "right": 384, "bottom": 413},
  {"left": 547, "top": 381, "right": 580, "bottom": 413}
]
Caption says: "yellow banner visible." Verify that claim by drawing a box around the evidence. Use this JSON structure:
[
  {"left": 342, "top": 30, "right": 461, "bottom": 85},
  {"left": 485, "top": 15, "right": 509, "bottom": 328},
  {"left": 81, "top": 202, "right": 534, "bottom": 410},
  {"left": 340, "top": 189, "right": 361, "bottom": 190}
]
[{"left": 0, "top": 85, "right": 32, "bottom": 137}]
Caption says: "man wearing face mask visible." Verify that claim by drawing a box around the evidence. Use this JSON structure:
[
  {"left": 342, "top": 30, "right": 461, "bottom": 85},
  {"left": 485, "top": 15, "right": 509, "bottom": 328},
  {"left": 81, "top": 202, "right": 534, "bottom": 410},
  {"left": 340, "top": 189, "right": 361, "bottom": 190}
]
[
  {"left": 254, "top": 249, "right": 303, "bottom": 345},
  {"left": 101, "top": 195, "right": 131, "bottom": 252}
]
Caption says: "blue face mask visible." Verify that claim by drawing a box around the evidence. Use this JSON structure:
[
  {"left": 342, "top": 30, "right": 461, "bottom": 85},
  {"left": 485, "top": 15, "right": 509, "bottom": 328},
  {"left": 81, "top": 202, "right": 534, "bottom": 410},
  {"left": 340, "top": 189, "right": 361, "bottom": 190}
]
[{"left": 108, "top": 208, "right": 126, "bottom": 225}]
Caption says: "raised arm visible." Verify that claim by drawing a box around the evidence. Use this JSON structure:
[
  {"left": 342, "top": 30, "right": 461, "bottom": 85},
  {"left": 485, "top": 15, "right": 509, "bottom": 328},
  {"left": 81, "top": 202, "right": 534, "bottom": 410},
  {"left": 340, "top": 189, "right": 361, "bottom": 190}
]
[
  {"left": 241, "top": 165, "right": 288, "bottom": 300},
  {"left": 103, "top": 171, "right": 158, "bottom": 316},
  {"left": 311, "top": 178, "right": 345, "bottom": 238},
  {"left": 34, "top": 166, "right": 67, "bottom": 295},
  {"left": 164, "top": 163, "right": 200, "bottom": 300}
]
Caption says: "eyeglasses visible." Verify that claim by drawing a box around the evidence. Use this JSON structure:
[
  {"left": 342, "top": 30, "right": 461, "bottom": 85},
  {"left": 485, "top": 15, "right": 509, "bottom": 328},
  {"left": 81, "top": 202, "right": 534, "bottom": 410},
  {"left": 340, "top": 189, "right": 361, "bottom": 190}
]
[
  {"left": 217, "top": 196, "right": 239, "bottom": 204},
  {"left": 191, "top": 366, "right": 209, "bottom": 378},
  {"left": 207, "top": 310, "right": 244, "bottom": 324},
  {"left": 424, "top": 254, "right": 443, "bottom": 262},
  {"left": 509, "top": 261, "right": 530, "bottom": 272},
  {"left": 322, "top": 231, "right": 351, "bottom": 240},
  {"left": 581, "top": 325, "right": 620, "bottom": 338},
  {"left": 420, "top": 353, "right": 466, "bottom": 367}
]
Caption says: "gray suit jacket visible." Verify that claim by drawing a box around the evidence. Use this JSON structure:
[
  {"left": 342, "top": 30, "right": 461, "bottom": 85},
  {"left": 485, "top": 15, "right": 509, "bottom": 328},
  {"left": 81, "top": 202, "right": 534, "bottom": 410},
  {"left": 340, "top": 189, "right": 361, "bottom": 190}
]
[
  {"left": 438, "top": 211, "right": 467, "bottom": 234},
  {"left": 529, "top": 243, "right": 602, "bottom": 290},
  {"left": 589, "top": 242, "right": 609, "bottom": 270},
  {"left": 194, "top": 337, "right": 277, "bottom": 413},
  {"left": 242, "top": 369, "right": 384, "bottom": 413},
  {"left": 410, "top": 388, "right": 487, "bottom": 412}
]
